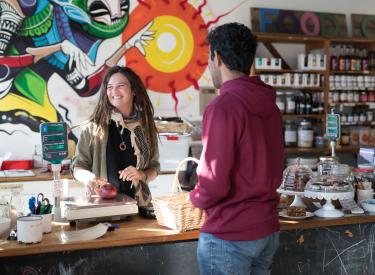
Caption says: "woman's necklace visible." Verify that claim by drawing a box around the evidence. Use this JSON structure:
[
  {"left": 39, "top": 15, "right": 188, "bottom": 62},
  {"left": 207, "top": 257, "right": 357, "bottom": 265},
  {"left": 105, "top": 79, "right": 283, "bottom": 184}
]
[{"left": 116, "top": 124, "right": 131, "bottom": 151}]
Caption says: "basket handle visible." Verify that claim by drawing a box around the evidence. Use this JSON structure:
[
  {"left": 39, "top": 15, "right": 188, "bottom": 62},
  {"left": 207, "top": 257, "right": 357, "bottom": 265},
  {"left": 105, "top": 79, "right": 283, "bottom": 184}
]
[{"left": 172, "top": 157, "right": 200, "bottom": 194}]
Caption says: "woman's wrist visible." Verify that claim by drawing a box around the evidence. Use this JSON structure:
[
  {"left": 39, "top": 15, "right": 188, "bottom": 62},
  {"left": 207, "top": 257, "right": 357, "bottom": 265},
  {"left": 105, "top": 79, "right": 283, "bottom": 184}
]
[{"left": 142, "top": 170, "right": 148, "bottom": 183}]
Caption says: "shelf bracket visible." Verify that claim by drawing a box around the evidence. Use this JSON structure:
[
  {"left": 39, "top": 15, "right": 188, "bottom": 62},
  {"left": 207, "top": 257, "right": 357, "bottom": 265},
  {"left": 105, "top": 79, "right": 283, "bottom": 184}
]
[{"left": 263, "top": 42, "right": 291, "bottom": 70}]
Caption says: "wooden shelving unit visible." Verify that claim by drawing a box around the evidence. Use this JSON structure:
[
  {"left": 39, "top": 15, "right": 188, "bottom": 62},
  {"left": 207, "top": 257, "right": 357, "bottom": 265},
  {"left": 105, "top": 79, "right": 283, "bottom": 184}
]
[
  {"left": 254, "top": 33, "right": 375, "bottom": 157},
  {"left": 284, "top": 146, "right": 360, "bottom": 154}
]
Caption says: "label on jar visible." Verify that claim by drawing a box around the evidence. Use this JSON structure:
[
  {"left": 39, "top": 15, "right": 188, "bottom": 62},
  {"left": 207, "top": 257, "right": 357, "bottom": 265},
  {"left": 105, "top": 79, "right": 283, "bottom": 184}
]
[
  {"left": 298, "top": 130, "right": 314, "bottom": 147},
  {"left": 285, "top": 130, "right": 297, "bottom": 142}
]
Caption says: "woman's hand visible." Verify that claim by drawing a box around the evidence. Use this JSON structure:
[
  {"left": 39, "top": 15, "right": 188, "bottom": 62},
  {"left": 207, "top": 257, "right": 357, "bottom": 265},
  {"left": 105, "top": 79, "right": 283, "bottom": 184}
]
[
  {"left": 118, "top": 166, "right": 146, "bottom": 182},
  {"left": 86, "top": 178, "right": 108, "bottom": 196}
]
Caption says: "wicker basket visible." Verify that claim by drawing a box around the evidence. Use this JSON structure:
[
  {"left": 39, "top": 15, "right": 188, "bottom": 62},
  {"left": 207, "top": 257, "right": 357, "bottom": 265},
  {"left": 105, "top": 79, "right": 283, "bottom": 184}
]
[{"left": 152, "top": 157, "right": 205, "bottom": 232}]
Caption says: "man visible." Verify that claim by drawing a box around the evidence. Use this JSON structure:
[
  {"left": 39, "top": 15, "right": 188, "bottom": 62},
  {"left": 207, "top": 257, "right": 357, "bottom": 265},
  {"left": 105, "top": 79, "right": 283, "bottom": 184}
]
[{"left": 189, "top": 23, "right": 284, "bottom": 275}]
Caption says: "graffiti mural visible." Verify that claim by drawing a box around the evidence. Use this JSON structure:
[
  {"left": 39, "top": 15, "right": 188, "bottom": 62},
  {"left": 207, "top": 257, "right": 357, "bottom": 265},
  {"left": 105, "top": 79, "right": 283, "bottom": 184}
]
[{"left": 0, "top": 0, "right": 233, "bottom": 158}]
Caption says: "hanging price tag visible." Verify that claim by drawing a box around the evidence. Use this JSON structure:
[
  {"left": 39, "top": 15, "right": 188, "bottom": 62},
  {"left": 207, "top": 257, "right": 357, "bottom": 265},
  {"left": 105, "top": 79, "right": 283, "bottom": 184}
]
[
  {"left": 40, "top": 122, "right": 68, "bottom": 164},
  {"left": 326, "top": 114, "right": 341, "bottom": 141}
]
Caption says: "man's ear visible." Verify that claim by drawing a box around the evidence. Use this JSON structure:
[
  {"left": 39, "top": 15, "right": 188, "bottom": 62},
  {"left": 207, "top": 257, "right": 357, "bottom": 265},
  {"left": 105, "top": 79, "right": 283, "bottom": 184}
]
[{"left": 213, "top": 51, "right": 222, "bottom": 66}]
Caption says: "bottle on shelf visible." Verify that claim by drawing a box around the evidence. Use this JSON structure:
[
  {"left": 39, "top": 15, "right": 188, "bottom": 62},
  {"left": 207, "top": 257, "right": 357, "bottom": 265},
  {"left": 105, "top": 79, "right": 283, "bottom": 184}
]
[
  {"left": 330, "top": 45, "right": 338, "bottom": 70},
  {"left": 338, "top": 45, "right": 346, "bottom": 71},
  {"left": 344, "top": 45, "right": 351, "bottom": 71},
  {"left": 362, "top": 49, "right": 369, "bottom": 71},
  {"left": 295, "top": 95, "right": 300, "bottom": 115},
  {"left": 305, "top": 93, "right": 312, "bottom": 114},
  {"left": 299, "top": 93, "right": 306, "bottom": 115}
]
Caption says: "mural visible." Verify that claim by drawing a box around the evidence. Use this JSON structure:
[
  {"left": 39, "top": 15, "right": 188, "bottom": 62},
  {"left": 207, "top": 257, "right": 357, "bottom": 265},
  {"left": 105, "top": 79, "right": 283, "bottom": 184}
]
[{"left": 0, "top": 0, "right": 231, "bottom": 158}]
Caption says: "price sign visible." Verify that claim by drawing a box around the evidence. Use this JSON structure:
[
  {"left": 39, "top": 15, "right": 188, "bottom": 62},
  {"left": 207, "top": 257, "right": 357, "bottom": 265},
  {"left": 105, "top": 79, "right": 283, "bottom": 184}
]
[
  {"left": 40, "top": 122, "right": 68, "bottom": 163},
  {"left": 326, "top": 114, "right": 341, "bottom": 141}
]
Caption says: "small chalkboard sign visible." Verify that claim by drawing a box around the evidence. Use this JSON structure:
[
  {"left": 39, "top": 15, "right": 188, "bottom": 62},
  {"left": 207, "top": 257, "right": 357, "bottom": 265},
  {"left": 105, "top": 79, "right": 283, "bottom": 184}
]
[{"left": 40, "top": 122, "right": 68, "bottom": 164}]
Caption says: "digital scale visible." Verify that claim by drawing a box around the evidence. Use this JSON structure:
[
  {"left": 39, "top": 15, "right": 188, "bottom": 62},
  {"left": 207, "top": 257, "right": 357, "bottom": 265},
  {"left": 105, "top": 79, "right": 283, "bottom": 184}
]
[
  {"left": 61, "top": 194, "right": 138, "bottom": 224},
  {"left": 40, "top": 122, "right": 139, "bottom": 224}
]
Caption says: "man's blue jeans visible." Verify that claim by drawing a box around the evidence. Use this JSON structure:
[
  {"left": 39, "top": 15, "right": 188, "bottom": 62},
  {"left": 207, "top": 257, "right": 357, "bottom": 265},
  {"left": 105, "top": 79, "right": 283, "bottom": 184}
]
[{"left": 197, "top": 231, "right": 280, "bottom": 275}]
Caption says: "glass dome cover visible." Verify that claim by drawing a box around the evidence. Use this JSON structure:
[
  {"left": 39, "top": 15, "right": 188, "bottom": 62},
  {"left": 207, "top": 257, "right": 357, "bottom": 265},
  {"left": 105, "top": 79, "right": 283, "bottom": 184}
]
[
  {"left": 281, "top": 158, "right": 313, "bottom": 192},
  {"left": 305, "top": 174, "right": 354, "bottom": 193}
]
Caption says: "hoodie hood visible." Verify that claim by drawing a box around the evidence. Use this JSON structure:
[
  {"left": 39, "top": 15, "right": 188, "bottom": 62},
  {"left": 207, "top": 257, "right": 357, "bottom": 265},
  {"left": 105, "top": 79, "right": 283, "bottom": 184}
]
[{"left": 220, "top": 75, "right": 277, "bottom": 118}]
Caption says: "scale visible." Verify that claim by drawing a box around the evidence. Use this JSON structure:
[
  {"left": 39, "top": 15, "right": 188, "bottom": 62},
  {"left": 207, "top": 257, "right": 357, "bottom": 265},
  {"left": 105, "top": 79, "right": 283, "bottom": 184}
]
[
  {"left": 40, "top": 122, "right": 139, "bottom": 224},
  {"left": 40, "top": 122, "right": 68, "bottom": 222},
  {"left": 61, "top": 194, "right": 138, "bottom": 225}
]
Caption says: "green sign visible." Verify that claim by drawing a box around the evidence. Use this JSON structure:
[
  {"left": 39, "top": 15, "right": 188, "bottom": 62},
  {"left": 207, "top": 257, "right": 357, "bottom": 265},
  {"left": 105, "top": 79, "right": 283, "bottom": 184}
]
[
  {"left": 40, "top": 122, "right": 68, "bottom": 164},
  {"left": 326, "top": 114, "right": 341, "bottom": 140}
]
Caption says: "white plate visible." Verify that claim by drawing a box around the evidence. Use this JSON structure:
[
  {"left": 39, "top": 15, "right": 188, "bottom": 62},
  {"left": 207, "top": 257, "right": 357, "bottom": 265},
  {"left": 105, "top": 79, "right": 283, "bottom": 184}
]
[{"left": 279, "top": 209, "right": 314, "bottom": 220}]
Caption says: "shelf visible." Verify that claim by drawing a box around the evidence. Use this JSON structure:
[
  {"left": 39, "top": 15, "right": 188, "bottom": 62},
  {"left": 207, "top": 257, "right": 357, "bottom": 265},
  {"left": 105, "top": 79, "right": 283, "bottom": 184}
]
[
  {"left": 274, "top": 86, "right": 324, "bottom": 91},
  {"left": 285, "top": 146, "right": 360, "bottom": 154},
  {"left": 255, "top": 69, "right": 325, "bottom": 74},
  {"left": 254, "top": 32, "right": 326, "bottom": 43},
  {"left": 329, "top": 102, "right": 375, "bottom": 107},
  {"left": 283, "top": 114, "right": 325, "bottom": 119},
  {"left": 330, "top": 70, "right": 375, "bottom": 75},
  {"left": 329, "top": 37, "right": 375, "bottom": 44}
]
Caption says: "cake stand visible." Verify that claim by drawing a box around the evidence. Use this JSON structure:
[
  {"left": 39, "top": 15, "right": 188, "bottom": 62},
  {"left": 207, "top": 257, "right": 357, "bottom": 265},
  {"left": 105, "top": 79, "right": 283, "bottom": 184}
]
[
  {"left": 304, "top": 189, "right": 354, "bottom": 217},
  {"left": 277, "top": 188, "right": 306, "bottom": 208}
]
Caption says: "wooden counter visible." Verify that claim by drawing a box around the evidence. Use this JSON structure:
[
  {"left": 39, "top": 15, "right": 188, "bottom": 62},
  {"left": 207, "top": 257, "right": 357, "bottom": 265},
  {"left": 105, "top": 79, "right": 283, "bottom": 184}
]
[{"left": 2, "top": 213, "right": 375, "bottom": 258}]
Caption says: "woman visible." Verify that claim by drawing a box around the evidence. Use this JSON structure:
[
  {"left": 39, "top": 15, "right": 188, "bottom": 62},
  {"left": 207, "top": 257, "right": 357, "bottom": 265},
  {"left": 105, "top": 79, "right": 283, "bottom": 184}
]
[{"left": 72, "top": 66, "right": 159, "bottom": 206}]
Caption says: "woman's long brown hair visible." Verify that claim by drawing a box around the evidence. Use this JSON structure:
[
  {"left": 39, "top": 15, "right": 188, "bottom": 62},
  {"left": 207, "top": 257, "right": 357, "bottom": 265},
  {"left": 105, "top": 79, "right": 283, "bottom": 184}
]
[{"left": 90, "top": 66, "right": 158, "bottom": 157}]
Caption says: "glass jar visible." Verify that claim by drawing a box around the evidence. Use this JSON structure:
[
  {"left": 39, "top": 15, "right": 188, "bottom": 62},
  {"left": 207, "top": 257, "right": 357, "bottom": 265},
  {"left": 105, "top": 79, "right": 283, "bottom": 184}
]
[
  {"left": 285, "top": 92, "right": 296, "bottom": 114},
  {"left": 347, "top": 90, "right": 354, "bottom": 102},
  {"left": 360, "top": 91, "right": 368, "bottom": 102},
  {"left": 276, "top": 92, "right": 285, "bottom": 114},
  {"left": 332, "top": 91, "right": 340, "bottom": 103},
  {"left": 281, "top": 158, "right": 312, "bottom": 191},
  {"left": 284, "top": 121, "right": 297, "bottom": 147},
  {"left": 367, "top": 110, "right": 373, "bottom": 122},
  {"left": 318, "top": 156, "right": 338, "bottom": 175},
  {"left": 298, "top": 120, "right": 314, "bottom": 148},
  {"left": 341, "top": 130, "right": 350, "bottom": 145},
  {"left": 368, "top": 91, "right": 375, "bottom": 102},
  {"left": 340, "top": 90, "right": 347, "bottom": 102}
]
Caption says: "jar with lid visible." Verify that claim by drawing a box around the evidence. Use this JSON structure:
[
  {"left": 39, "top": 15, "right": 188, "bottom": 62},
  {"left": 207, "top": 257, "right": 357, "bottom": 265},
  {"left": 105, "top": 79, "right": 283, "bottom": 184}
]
[
  {"left": 352, "top": 167, "right": 375, "bottom": 190},
  {"left": 285, "top": 92, "right": 296, "bottom": 114},
  {"left": 281, "top": 158, "right": 312, "bottom": 191},
  {"left": 340, "top": 90, "right": 347, "bottom": 102},
  {"left": 317, "top": 156, "right": 338, "bottom": 175},
  {"left": 360, "top": 91, "right": 368, "bottom": 102},
  {"left": 341, "top": 130, "right": 350, "bottom": 145},
  {"left": 347, "top": 90, "right": 354, "bottom": 102},
  {"left": 284, "top": 121, "right": 297, "bottom": 147},
  {"left": 332, "top": 91, "right": 340, "bottom": 103},
  {"left": 341, "top": 114, "right": 347, "bottom": 124},
  {"left": 367, "top": 110, "right": 373, "bottom": 122},
  {"left": 360, "top": 112, "right": 367, "bottom": 123},
  {"left": 276, "top": 92, "right": 285, "bottom": 114},
  {"left": 353, "top": 113, "right": 359, "bottom": 124},
  {"left": 298, "top": 120, "right": 314, "bottom": 148},
  {"left": 368, "top": 91, "right": 375, "bottom": 102}
]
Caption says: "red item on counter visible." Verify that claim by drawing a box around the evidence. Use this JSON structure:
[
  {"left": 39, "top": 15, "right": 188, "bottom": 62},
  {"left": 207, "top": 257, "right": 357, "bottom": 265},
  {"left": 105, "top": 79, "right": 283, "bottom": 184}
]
[
  {"left": 99, "top": 184, "right": 117, "bottom": 199},
  {"left": 1, "top": 160, "right": 33, "bottom": 170}
]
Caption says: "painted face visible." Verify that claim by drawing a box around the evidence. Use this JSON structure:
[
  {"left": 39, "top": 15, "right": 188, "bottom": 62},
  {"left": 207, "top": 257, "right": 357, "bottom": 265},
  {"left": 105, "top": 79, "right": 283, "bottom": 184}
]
[
  {"left": 73, "top": 0, "right": 130, "bottom": 38},
  {"left": 208, "top": 49, "right": 222, "bottom": 89},
  {"left": 106, "top": 72, "right": 134, "bottom": 115}
]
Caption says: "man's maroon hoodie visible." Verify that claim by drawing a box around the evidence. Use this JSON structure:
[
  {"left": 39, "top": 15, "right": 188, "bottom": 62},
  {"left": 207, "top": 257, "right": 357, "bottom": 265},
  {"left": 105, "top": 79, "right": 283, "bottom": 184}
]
[{"left": 190, "top": 75, "right": 284, "bottom": 241}]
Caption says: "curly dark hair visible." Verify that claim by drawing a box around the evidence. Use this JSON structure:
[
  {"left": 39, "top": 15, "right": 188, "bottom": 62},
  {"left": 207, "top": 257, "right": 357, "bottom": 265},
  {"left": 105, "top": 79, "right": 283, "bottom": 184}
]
[
  {"left": 207, "top": 23, "right": 257, "bottom": 74},
  {"left": 90, "top": 66, "right": 158, "bottom": 157}
]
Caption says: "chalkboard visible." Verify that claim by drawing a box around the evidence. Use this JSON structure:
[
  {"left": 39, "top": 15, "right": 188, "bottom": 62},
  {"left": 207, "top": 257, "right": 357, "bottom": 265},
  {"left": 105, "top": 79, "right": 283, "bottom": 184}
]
[{"left": 1, "top": 223, "right": 375, "bottom": 275}]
